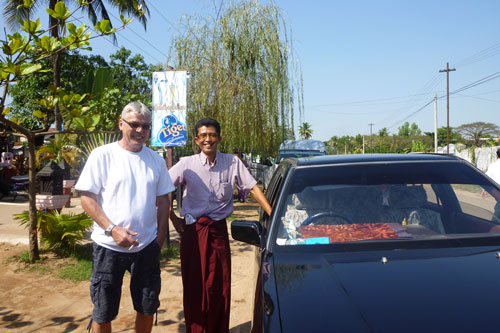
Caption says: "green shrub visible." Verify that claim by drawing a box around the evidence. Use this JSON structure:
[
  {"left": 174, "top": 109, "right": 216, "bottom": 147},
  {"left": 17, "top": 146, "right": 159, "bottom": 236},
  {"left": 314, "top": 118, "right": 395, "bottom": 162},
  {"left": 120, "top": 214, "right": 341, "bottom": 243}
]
[
  {"left": 15, "top": 211, "right": 93, "bottom": 256},
  {"left": 160, "top": 245, "right": 179, "bottom": 261},
  {"left": 58, "top": 259, "right": 92, "bottom": 282}
]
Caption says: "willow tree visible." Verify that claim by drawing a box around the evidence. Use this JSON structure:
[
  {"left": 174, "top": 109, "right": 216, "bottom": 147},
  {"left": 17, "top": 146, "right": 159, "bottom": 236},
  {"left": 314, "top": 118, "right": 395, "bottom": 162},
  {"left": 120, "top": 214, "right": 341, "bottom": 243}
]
[{"left": 168, "top": 0, "right": 302, "bottom": 157}]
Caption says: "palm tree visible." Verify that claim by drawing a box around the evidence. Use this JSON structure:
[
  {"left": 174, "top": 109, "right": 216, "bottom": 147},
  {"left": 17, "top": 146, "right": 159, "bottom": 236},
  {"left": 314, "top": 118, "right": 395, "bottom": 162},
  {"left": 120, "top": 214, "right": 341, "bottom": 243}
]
[
  {"left": 3, "top": 0, "right": 150, "bottom": 131},
  {"left": 299, "top": 122, "right": 313, "bottom": 140},
  {"left": 36, "top": 134, "right": 83, "bottom": 170}
]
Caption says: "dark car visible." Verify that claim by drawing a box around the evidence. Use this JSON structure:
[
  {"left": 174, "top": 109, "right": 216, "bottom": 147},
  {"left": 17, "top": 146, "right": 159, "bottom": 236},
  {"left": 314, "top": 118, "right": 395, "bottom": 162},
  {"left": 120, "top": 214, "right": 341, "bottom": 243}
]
[{"left": 232, "top": 154, "right": 500, "bottom": 332}]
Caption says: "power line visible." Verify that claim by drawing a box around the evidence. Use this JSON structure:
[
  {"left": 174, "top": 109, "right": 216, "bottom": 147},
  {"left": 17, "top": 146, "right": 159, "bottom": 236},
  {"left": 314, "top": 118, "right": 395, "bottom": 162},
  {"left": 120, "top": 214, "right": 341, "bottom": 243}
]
[
  {"left": 307, "top": 92, "right": 434, "bottom": 109},
  {"left": 75, "top": 17, "right": 165, "bottom": 64},
  {"left": 453, "top": 93, "right": 500, "bottom": 104},
  {"left": 386, "top": 69, "right": 500, "bottom": 131},
  {"left": 455, "top": 42, "right": 500, "bottom": 68},
  {"left": 386, "top": 98, "right": 437, "bottom": 131},
  {"left": 107, "top": 11, "right": 169, "bottom": 62},
  {"left": 362, "top": 40, "right": 500, "bottom": 131},
  {"left": 450, "top": 70, "right": 500, "bottom": 95},
  {"left": 148, "top": 2, "right": 176, "bottom": 29}
]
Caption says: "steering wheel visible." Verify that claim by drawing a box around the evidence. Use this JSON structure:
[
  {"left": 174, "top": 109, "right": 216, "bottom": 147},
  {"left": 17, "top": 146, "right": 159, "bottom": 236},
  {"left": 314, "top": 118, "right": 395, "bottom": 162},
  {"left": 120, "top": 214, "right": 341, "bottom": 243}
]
[{"left": 301, "top": 211, "right": 354, "bottom": 226}]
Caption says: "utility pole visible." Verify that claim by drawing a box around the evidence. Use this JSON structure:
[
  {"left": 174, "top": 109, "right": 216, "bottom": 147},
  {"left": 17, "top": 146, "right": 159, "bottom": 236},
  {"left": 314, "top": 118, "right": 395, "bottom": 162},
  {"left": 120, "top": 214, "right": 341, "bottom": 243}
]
[
  {"left": 439, "top": 62, "right": 456, "bottom": 154},
  {"left": 368, "top": 123, "right": 374, "bottom": 153},
  {"left": 434, "top": 93, "right": 438, "bottom": 153}
]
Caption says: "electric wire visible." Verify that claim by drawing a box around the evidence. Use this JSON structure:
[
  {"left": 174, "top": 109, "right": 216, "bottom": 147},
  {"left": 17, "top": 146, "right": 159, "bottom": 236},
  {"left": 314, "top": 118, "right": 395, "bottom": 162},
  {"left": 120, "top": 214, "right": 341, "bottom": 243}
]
[
  {"left": 386, "top": 70, "right": 500, "bottom": 131},
  {"left": 450, "top": 70, "right": 500, "bottom": 95},
  {"left": 308, "top": 92, "right": 435, "bottom": 109},
  {"left": 455, "top": 42, "right": 500, "bottom": 68},
  {"left": 453, "top": 93, "right": 500, "bottom": 104},
  {"left": 314, "top": 39, "right": 500, "bottom": 134},
  {"left": 107, "top": 11, "right": 169, "bottom": 61},
  {"left": 74, "top": 17, "right": 165, "bottom": 65}
]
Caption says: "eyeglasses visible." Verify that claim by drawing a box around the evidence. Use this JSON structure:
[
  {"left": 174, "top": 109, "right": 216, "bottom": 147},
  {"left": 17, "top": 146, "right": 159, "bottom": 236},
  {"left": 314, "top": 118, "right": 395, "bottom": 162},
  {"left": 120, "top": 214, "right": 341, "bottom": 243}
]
[
  {"left": 121, "top": 118, "right": 152, "bottom": 131},
  {"left": 197, "top": 133, "right": 219, "bottom": 139}
]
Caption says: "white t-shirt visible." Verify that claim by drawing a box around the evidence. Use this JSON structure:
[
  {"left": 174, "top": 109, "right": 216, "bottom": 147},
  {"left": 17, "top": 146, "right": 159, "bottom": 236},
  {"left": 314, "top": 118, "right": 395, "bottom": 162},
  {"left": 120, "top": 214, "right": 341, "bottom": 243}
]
[
  {"left": 486, "top": 159, "right": 500, "bottom": 185},
  {"left": 75, "top": 142, "right": 175, "bottom": 252}
]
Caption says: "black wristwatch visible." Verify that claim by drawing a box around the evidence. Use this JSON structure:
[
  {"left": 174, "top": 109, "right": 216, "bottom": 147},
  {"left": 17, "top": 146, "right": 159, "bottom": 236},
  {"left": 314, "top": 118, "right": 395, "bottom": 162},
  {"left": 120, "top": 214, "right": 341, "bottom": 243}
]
[{"left": 104, "top": 224, "right": 115, "bottom": 236}]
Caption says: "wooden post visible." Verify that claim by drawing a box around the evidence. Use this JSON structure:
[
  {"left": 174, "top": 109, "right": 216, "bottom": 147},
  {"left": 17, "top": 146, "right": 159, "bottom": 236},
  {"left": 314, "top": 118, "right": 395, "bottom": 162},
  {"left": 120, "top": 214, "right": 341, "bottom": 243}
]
[
  {"left": 439, "top": 63, "right": 456, "bottom": 154},
  {"left": 166, "top": 146, "right": 173, "bottom": 247}
]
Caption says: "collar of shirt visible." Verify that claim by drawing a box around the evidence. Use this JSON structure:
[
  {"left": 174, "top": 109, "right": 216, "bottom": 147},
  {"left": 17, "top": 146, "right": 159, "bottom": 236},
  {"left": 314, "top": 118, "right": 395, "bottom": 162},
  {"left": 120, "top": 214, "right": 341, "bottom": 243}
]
[{"left": 198, "top": 152, "right": 219, "bottom": 167}]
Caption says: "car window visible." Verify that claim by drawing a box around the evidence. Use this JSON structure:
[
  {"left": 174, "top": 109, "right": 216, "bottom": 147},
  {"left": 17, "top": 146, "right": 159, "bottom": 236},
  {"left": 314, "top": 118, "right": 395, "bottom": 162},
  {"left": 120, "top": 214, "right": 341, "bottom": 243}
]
[
  {"left": 262, "top": 164, "right": 287, "bottom": 230},
  {"left": 273, "top": 161, "right": 500, "bottom": 247},
  {"left": 423, "top": 184, "right": 438, "bottom": 204},
  {"left": 452, "top": 184, "right": 499, "bottom": 221}
]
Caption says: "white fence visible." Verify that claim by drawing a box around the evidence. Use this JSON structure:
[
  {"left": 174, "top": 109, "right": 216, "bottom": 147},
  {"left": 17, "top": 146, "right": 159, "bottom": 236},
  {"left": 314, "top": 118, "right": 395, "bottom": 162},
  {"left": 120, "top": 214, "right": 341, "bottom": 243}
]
[{"left": 438, "top": 145, "right": 499, "bottom": 172}]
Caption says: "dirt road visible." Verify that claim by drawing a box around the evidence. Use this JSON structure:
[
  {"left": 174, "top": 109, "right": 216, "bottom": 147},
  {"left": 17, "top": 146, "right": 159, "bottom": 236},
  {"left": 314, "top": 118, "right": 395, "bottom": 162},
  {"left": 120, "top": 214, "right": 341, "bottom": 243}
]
[{"left": 0, "top": 199, "right": 260, "bottom": 332}]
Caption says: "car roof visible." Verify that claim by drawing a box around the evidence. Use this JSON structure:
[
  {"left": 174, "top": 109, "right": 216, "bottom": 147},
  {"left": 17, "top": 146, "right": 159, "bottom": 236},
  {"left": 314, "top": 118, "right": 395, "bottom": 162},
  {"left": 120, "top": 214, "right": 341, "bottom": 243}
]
[
  {"left": 288, "top": 153, "right": 462, "bottom": 167},
  {"left": 279, "top": 139, "right": 326, "bottom": 152}
]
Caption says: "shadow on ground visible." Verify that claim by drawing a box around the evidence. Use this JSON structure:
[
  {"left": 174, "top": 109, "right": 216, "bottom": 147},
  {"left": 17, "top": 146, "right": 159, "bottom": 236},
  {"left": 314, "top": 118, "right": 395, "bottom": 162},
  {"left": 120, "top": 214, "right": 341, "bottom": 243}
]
[{"left": 230, "top": 320, "right": 251, "bottom": 332}]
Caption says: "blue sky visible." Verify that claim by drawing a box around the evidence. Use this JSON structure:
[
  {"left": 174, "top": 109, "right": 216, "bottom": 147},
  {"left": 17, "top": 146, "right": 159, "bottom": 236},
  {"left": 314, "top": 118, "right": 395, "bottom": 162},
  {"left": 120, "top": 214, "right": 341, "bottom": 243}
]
[{"left": 3, "top": 0, "right": 500, "bottom": 141}]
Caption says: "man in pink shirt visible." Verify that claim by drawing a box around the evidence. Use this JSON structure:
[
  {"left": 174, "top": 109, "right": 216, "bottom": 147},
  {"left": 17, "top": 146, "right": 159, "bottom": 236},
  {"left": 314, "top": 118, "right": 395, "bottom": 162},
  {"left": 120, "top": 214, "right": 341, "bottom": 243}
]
[{"left": 169, "top": 118, "right": 271, "bottom": 333}]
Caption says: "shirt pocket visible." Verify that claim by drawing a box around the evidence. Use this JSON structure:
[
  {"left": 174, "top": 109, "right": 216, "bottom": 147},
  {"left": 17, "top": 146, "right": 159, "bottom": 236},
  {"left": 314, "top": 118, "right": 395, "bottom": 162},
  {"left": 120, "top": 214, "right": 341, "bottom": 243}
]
[{"left": 216, "top": 181, "right": 233, "bottom": 201}]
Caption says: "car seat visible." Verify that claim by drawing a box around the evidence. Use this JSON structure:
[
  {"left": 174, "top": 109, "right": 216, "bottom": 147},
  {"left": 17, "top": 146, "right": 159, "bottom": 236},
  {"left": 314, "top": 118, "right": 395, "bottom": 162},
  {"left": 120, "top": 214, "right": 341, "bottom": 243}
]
[{"left": 380, "top": 185, "right": 445, "bottom": 234}]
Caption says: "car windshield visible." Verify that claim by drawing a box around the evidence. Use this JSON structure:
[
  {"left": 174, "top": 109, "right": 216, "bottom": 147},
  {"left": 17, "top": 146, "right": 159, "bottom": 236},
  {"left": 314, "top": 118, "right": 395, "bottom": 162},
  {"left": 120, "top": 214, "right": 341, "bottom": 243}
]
[{"left": 275, "top": 160, "right": 500, "bottom": 247}]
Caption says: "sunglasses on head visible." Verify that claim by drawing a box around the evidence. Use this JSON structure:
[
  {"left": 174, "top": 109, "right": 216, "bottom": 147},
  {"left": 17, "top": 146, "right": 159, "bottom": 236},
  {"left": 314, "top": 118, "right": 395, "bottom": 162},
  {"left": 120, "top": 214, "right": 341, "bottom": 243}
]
[{"left": 122, "top": 118, "right": 152, "bottom": 131}]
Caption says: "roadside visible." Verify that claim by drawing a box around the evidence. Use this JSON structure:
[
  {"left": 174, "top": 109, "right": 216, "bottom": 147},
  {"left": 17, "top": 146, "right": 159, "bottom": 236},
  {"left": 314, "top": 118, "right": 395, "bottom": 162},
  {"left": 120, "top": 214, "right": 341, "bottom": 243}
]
[
  {"left": 0, "top": 198, "right": 260, "bottom": 332},
  {"left": 0, "top": 196, "right": 85, "bottom": 245}
]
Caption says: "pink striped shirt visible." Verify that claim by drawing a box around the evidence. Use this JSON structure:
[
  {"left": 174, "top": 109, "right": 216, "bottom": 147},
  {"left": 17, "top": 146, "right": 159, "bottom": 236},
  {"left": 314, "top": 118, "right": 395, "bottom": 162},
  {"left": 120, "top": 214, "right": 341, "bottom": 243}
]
[{"left": 169, "top": 152, "right": 257, "bottom": 222}]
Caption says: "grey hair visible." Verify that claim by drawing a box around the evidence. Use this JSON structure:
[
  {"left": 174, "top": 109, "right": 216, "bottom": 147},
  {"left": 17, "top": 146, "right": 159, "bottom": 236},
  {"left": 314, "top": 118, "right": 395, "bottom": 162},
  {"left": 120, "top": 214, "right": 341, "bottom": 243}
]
[{"left": 121, "top": 101, "right": 152, "bottom": 120}]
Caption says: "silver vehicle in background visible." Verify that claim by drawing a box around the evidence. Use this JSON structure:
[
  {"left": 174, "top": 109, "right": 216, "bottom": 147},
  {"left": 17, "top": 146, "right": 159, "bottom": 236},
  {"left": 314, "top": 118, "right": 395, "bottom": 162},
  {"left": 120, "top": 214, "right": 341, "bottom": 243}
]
[{"left": 250, "top": 139, "right": 327, "bottom": 189}]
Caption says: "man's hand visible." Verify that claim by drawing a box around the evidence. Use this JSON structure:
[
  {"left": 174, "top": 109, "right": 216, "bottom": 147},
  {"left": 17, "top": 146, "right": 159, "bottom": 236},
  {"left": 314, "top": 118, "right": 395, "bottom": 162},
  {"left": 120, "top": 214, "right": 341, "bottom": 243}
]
[
  {"left": 111, "top": 225, "right": 139, "bottom": 248},
  {"left": 81, "top": 192, "right": 138, "bottom": 249},
  {"left": 170, "top": 209, "right": 185, "bottom": 235}
]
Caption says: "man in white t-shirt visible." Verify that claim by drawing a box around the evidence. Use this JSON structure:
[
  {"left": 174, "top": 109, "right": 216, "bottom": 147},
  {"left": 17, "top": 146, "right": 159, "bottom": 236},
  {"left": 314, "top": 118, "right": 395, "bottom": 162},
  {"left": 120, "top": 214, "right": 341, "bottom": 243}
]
[
  {"left": 487, "top": 149, "right": 500, "bottom": 184},
  {"left": 75, "top": 101, "right": 175, "bottom": 333},
  {"left": 486, "top": 148, "right": 500, "bottom": 219}
]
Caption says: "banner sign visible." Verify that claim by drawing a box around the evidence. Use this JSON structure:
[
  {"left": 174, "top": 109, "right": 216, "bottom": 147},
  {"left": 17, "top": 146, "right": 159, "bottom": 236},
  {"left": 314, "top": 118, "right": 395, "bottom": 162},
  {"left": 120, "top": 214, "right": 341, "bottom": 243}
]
[{"left": 151, "top": 71, "right": 188, "bottom": 147}]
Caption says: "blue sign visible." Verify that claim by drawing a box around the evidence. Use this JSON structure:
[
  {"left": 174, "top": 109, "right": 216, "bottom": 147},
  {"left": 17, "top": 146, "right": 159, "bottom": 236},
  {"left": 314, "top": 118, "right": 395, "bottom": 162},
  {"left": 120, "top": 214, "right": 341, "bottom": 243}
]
[
  {"left": 156, "top": 114, "right": 187, "bottom": 146},
  {"left": 151, "top": 71, "right": 188, "bottom": 147}
]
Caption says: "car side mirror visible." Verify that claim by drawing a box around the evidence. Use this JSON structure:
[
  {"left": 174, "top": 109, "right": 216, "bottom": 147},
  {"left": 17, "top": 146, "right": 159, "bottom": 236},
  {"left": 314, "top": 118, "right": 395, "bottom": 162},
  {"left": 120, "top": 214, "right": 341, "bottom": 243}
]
[{"left": 231, "top": 220, "right": 263, "bottom": 247}]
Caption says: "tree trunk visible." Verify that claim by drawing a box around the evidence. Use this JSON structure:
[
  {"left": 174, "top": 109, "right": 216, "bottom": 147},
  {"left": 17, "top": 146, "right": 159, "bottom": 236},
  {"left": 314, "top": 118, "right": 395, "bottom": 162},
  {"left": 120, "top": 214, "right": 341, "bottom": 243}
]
[
  {"left": 27, "top": 134, "right": 40, "bottom": 262},
  {"left": 0, "top": 113, "right": 40, "bottom": 262},
  {"left": 49, "top": 0, "right": 62, "bottom": 131}
]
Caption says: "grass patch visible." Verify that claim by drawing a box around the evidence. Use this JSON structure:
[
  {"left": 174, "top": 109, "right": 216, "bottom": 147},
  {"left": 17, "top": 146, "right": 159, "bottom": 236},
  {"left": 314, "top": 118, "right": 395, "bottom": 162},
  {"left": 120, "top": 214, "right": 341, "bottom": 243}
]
[
  {"left": 18, "top": 251, "right": 31, "bottom": 263},
  {"left": 227, "top": 214, "right": 236, "bottom": 221},
  {"left": 58, "top": 243, "right": 180, "bottom": 282},
  {"left": 4, "top": 243, "right": 179, "bottom": 283},
  {"left": 26, "top": 263, "right": 51, "bottom": 274},
  {"left": 6, "top": 251, "right": 52, "bottom": 275},
  {"left": 4, "top": 250, "right": 31, "bottom": 264},
  {"left": 5, "top": 250, "right": 46, "bottom": 265},
  {"left": 58, "top": 259, "right": 92, "bottom": 282},
  {"left": 58, "top": 243, "right": 93, "bottom": 282},
  {"left": 160, "top": 245, "right": 179, "bottom": 261}
]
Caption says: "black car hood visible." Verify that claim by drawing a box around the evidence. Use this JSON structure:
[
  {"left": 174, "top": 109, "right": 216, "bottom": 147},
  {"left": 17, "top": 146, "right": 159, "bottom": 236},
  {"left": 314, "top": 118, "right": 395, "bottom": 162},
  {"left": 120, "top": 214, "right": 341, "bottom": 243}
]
[{"left": 273, "top": 247, "right": 500, "bottom": 332}]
